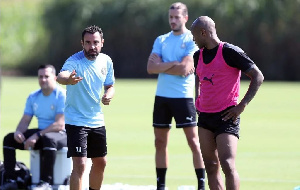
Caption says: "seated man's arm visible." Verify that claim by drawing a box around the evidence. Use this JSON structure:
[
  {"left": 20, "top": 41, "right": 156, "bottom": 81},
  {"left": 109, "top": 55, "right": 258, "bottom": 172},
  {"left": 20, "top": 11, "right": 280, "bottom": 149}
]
[
  {"left": 164, "top": 55, "right": 194, "bottom": 76},
  {"left": 14, "top": 114, "right": 32, "bottom": 143},
  {"left": 23, "top": 114, "right": 65, "bottom": 150},
  {"left": 39, "top": 114, "right": 65, "bottom": 135}
]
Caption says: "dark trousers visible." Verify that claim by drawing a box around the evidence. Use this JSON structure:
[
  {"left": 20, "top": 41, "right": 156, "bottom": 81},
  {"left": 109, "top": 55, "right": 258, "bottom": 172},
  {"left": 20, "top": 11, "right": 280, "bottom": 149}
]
[{"left": 3, "top": 129, "right": 67, "bottom": 184}]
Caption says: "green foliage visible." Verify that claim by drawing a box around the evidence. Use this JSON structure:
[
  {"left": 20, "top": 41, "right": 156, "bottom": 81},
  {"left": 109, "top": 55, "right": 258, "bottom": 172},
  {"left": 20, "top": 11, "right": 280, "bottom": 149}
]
[
  {"left": 0, "top": 0, "right": 48, "bottom": 70},
  {"left": 38, "top": 0, "right": 172, "bottom": 77},
  {"left": 1, "top": 0, "right": 300, "bottom": 80},
  {"left": 1, "top": 78, "right": 300, "bottom": 189}
]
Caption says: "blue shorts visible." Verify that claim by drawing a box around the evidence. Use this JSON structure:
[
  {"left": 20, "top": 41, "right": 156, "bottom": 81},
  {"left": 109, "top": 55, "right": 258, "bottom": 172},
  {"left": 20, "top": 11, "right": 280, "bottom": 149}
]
[
  {"left": 66, "top": 124, "right": 107, "bottom": 158},
  {"left": 153, "top": 96, "right": 197, "bottom": 128},
  {"left": 197, "top": 106, "right": 240, "bottom": 139}
]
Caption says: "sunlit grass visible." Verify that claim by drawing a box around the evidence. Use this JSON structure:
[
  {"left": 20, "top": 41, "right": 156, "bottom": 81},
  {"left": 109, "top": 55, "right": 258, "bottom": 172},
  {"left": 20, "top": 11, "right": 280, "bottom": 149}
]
[{"left": 1, "top": 77, "right": 300, "bottom": 189}]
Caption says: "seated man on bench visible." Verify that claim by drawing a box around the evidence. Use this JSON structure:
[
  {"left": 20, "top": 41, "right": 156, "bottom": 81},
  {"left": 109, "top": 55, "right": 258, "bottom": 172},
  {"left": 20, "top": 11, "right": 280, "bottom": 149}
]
[{"left": 2, "top": 64, "right": 67, "bottom": 190}]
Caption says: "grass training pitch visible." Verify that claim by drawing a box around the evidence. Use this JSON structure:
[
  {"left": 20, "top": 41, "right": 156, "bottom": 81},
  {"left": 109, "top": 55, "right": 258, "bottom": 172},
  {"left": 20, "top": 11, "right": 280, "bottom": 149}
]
[{"left": 0, "top": 77, "right": 299, "bottom": 189}]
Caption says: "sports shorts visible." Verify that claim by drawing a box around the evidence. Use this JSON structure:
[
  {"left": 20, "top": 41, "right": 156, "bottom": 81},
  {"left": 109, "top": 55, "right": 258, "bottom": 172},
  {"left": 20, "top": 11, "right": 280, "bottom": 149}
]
[
  {"left": 153, "top": 96, "right": 197, "bottom": 128},
  {"left": 197, "top": 106, "right": 240, "bottom": 139},
  {"left": 65, "top": 124, "right": 107, "bottom": 158}
]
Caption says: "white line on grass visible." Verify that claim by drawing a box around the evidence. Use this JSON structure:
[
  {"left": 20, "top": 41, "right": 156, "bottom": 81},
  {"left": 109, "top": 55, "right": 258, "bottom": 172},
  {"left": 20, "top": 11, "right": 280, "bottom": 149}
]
[
  {"left": 241, "top": 178, "right": 300, "bottom": 183},
  {"left": 105, "top": 174, "right": 300, "bottom": 184},
  {"left": 105, "top": 174, "right": 195, "bottom": 181}
]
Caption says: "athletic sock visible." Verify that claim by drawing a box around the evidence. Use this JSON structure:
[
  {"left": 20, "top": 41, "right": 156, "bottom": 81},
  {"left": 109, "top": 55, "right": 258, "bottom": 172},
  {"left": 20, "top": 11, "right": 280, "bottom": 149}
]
[
  {"left": 195, "top": 168, "right": 206, "bottom": 190},
  {"left": 156, "top": 168, "right": 167, "bottom": 190}
]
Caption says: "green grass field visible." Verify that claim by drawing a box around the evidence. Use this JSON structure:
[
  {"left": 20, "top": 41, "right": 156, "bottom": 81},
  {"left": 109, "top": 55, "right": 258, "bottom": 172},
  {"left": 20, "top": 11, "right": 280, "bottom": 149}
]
[{"left": 1, "top": 77, "right": 300, "bottom": 190}]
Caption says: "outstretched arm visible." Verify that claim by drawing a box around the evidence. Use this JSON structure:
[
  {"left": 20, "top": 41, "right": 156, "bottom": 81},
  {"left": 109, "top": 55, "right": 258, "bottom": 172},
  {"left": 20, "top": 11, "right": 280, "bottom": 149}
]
[
  {"left": 222, "top": 65, "right": 264, "bottom": 121},
  {"left": 57, "top": 70, "right": 83, "bottom": 85}
]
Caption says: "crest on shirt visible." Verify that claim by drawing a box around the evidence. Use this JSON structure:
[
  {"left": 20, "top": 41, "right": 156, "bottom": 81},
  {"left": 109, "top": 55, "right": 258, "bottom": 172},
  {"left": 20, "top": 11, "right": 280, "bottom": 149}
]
[
  {"left": 162, "top": 42, "right": 167, "bottom": 50},
  {"left": 33, "top": 103, "right": 38, "bottom": 111},
  {"left": 101, "top": 67, "right": 107, "bottom": 75},
  {"left": 51, "top": 105, "right": 55, "bottom": 110},
  {"left": 181, "top": 43, "right": 186, "bottom": 49}
]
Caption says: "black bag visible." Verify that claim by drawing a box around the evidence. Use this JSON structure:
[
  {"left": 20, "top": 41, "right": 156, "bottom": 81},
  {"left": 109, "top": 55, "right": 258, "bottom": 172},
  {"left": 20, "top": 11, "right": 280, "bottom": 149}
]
[{"left": 0, "top": 161, "right": 31, "bottom": 190}]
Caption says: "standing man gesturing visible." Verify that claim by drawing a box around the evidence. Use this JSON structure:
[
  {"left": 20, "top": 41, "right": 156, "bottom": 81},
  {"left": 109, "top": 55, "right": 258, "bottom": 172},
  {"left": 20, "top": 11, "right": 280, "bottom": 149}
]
[
  {"left": 147, "top": 2, "right": 205, "bottom": 190},
  {"left": 57, "top": 25, "right": 115, "bottom": 190}
]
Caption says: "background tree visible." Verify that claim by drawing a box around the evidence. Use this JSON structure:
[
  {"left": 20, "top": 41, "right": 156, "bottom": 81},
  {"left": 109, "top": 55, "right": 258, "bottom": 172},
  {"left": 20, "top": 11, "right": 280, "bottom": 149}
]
[{"left": 1, "top": 0, "right": 300, "bottom": 80}]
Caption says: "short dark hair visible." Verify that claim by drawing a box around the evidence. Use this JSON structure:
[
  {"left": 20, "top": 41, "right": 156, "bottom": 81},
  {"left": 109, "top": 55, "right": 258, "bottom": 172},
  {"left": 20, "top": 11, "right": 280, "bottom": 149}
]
[
  {"left": 38, "top": 64, "right": 56, "bottom": 75},
  {"left": 169, "top": 2, "right": 188, "bottom": 16},
  {"left": 82, "top": 25, "right": 103, "bottom": 41}
]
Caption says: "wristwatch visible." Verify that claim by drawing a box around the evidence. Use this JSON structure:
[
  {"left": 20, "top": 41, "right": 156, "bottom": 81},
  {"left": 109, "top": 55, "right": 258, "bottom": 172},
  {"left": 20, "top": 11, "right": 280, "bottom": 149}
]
[{"left": 37, "top": 131, "right": 42, "bottom": 138}]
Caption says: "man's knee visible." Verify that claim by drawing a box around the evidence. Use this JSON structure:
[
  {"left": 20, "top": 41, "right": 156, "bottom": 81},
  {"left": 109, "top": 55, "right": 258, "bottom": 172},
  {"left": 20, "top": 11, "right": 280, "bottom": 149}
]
[
  {"left": 3, "top": 133, "right": 16, "bottom": 146},
  {"left": 72, "top": 158, "right": 88, "bottom": 176},
  {"left": 92, "top": 157, "right": 106, "bottom": 170},
  {"left": 72, "top": 163, "right": 85, "bottom": 177},
  {"left": 220, "top": 158, "right": 236, "bottom": 175},
  {"left": 41, "top": 133, "right": 59, "bottom": 148},
  {"left": 187, "top": 138, "right": 200, "bottom": 152},
  {"left": 155, "top": 137, "right": 168, "bottom": 150},
  {"left": 42, "top": 132, "right": 67, "bottom": 149},
  {"left": 204, "top": 160, "right": 220, "bottom": 175}
]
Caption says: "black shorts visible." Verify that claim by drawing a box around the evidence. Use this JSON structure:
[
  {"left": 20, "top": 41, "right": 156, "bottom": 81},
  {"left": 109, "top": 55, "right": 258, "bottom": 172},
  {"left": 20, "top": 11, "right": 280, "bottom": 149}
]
[
  {"left": 153, "top": 96, "right": 197, "bottom": 128},
  {"left": 197, "top": 106, "right": 240, "bottom": 139},
  {"left": 66, "top": 124, "right": 107, "bottom": 158}
]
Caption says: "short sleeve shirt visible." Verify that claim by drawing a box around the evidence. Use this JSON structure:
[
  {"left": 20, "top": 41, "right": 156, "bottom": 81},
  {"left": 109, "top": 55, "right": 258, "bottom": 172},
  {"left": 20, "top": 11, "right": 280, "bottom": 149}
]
[
  {"left": 60, "top": 51, "right": 115, "bottom": 127},
  {"left": 24, "top": 86, "right": 66, "bottom": 130},
  {"left": 152, "top": 30, "right": 198, "bottom": 98}
]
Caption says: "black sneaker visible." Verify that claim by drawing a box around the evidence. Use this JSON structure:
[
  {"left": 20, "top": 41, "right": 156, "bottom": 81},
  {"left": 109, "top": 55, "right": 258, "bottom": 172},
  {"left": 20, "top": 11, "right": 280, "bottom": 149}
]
[
  {"left": 32, "top": 181, "right": 52, "bottom": 190},
  {"left": 1, "top": 179, "right": 18, "bottom": 190}
]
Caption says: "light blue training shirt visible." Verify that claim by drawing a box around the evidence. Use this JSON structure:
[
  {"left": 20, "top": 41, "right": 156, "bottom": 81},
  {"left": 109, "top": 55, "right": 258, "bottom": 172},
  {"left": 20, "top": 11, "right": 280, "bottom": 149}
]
[
  {"left": 151, "top": 30, "right": 198, "bottom": 98},
  {"left": 24, "top": 86, "right": 66, "bottom": 130},
  {"left": 60, "top": 51, "right": 115, "bottom": 128}
]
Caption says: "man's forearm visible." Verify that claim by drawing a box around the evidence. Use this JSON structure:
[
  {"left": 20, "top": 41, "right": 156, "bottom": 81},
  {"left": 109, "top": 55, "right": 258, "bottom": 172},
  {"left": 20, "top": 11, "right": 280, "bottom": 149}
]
[
  {"left": 240, "top": 66, "right": 264, "bottom": 106},
  {"left": 105, "top": 85, "right": 115, "bottom": 99},
  {"left": 164, "top": 56, "right": 194, "bottom": 76},
  {"left": 40, "top": 114, "right": 65, "bottom": 134},
  {"left": 239, "top": 78, "right": 263, "bottom": 106},
  {"left": 147, "top": 61, "right": 176, "bottom": 74},
  {"left": 164, "top": 64, "right": 193, "bottom": 76},
  {"left": 56, "top": 74, "right": 70, "bottom": 85},
  {"left": 16, "top": 115, "right": 32, "bottom": 133}
]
